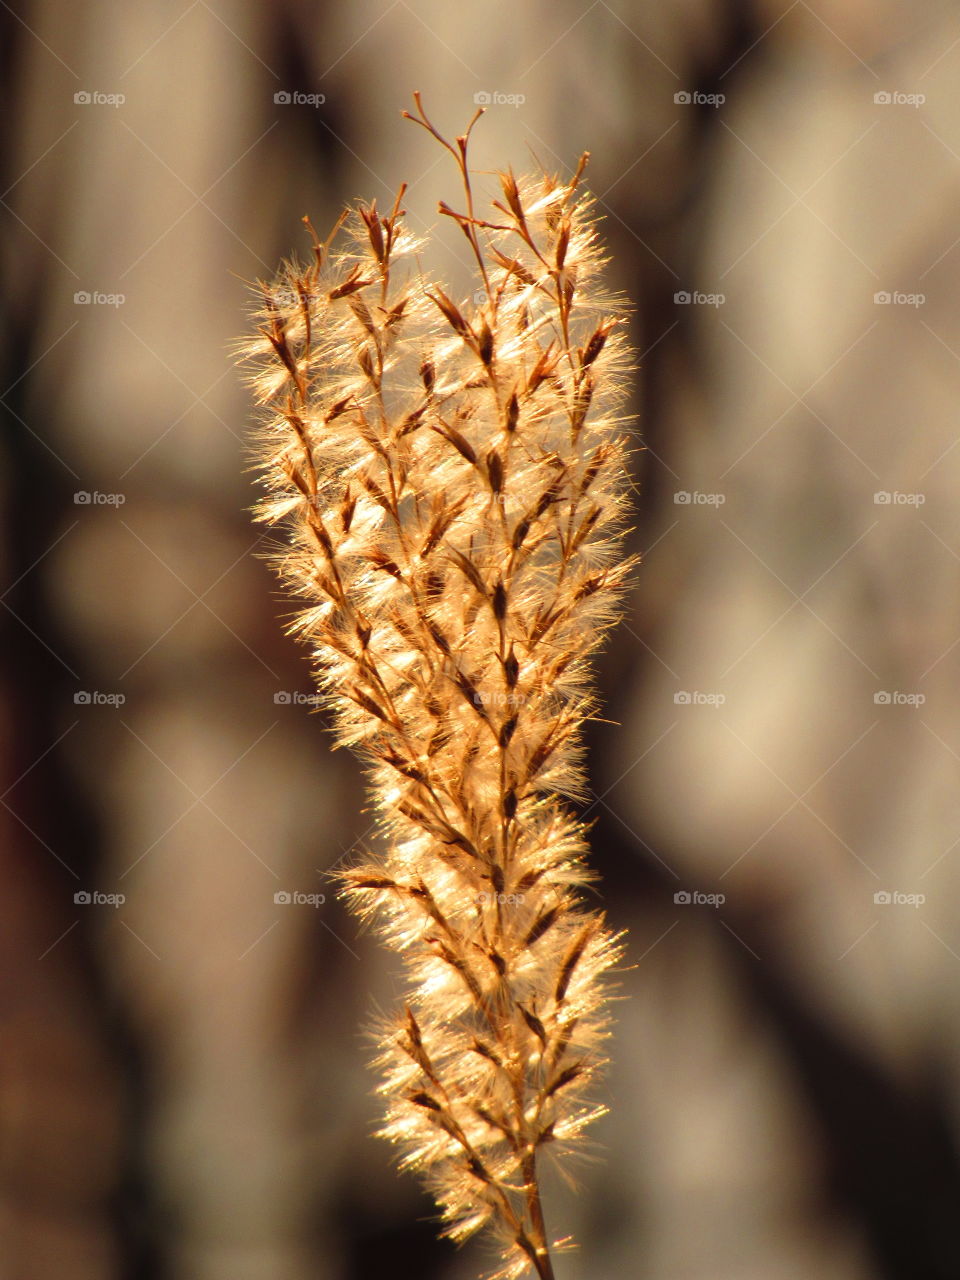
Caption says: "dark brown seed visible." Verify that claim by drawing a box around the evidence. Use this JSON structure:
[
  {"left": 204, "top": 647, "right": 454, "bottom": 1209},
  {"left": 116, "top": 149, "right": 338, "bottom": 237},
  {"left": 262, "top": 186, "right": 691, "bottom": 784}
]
[
  {"left": 581, "top": 321, "right": 612, "bottom": 367},
  {"left": 409, "top": 1091, "right": 441, "bottom": 1111},
  {"left": 544, "top": 1063, "right": 583, "bottom": 1099},
  {"left": 504, "top": 392, "right": 519, "bottom": 432},
  {"left": 556, "top": 925, "right": 593, "bottom": 1003},
  {"left": 477, "top": 321, "right": 494, "bottom": 367},
  {"left": 523, "top": 905, "right": 561, "bottom": 948},
  {"left": 520, "top": 1005, "right": 547, "bottom": 1045},
  {"left": 502, "top": 650, "right": 519, "bottom": 687},
  {"left": 511, "top": 518, "right": 530, "bottom": 551},
  {"left": 434, "top": 421, "right": 478, "bottom": 466},
  {"left": 486, "top": 449, "right": 503, "bottom": 494}
]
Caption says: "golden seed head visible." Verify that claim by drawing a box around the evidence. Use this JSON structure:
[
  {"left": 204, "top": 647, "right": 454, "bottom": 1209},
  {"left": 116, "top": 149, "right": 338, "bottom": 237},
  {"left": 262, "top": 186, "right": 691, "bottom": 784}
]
[{"left": 240, "top": 98, "right": 636, "bottom": 1280}]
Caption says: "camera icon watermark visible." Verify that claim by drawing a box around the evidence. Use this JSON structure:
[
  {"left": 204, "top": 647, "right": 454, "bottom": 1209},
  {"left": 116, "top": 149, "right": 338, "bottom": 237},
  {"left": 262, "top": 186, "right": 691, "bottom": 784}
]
[
  {"left": 674, "top": 889, "right": 725, "bottom": 906},
  {"left": 74, "top": 490, "right": 126, "bottom": 506},
  {"left": 473, "top": 689, "right": 526, "bottom": 709},
  {"left": 274, "top": 90, "right": 325, "bottom": 107},
  {"left": 273, "top": 690, "right": 321, "bottom": 706},
  {"left": 269, "top": 283, "right": 323, "bottom": 309},
  {"left": 873, "top": 91, "right": 925, "bottom": 107},
  {"left": 673, "top": 490, "right": 725, "bottom": 506},
  {"left": 873, "top": 291, "right": 924, "bottom": 307},
  {"left": 674, "top": 290, "right": 725, "bottom": 307},
  {"left": 74, "top": 889, "right": 125, "bottom": 907},
  {"left": 674, "top": 90, "right": 725, "bottom": 107},
  {"left": 74, "top": 290, "right": 125, "bottom": 307},
  {"left": 274, "top": 890, "right": 325, "bottom": 906},
  {"left": 473, "top": 90, "right": 525, "bottom": 107},
  {"left": 74, "top": 690, "right": 126, "bottom": 707},
  {"left": 674, "top": 690, "right": 726, "bottom": 706},
  {"left": 873, "top": 490, "right": 925, "bottom": 505},
  {"left": 873, "top": 690, "right": 925, "bottom": 706},
  {"left": 873, "top": 890, "right": 925, "bottom": 907},
  {"left": 74, "top": 90, "right": 125, "bottom": 107}
]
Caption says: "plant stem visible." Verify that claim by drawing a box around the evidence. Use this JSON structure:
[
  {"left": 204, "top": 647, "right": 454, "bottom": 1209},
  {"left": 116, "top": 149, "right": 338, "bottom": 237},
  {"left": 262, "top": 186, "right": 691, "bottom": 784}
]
[{"left": 523, "top": 1150, "right": 556, "bottom": 1280}]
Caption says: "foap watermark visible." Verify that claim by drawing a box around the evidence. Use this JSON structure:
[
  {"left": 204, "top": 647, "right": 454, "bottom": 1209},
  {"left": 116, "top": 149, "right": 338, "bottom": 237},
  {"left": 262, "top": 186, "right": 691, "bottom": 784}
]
[
  {"left": 274, "top": 691, "right": 322, "bottom": 706},
  {"left": 274, "top": 90, "right": 325, "bottom": 107},
  {"left": 874, "top": 291, "right": 925, "bottom": 307},
  {"left": 674, "top": 889, "right": 725, "bottom": 907},
  {"left": 474, "top": 91, "right": 525, "bottom": 107},
  {"left": 74, "top": 690, "right": 126, "bottom": 707},
  {"left": 874, "top": 91, "right": 925, "bottom": 108},
  {"left": 74, "top": 490, "right": 126, "bottom": 506},
  {"left": 274, "top": 890, "right": 325, "bottom": 906},
  {"left": 74, "top": 90, "right": 125, "bottom": 107},
  {"left": 674, "top": 490, "right": 725, "bottom": 506},
  {"left": 874, "top": 890, "right": 925, "bottom": 907},
  {"left": 674, "top": 691, "right": 726, "bottom": 706},
  {"left": 675, "top": 90, "right": 725, "bottom": 107},
  {"left": 874, "top": 490, "right": 925, "bottom": 506},
  {"left": 74, "top": 290, "right": 125, "bottom": 307},
  {"left": 874, "top": 691, "right": 925, "bottom": 706},
  {"left": 477, "top": 891, "right": 525, "bottom": 906},
  {"left": 474, "top": 690, "right": 526, "bottom": 709},
  {"left": 74, "top": 890, "right": 125, "bottom": 907},
  {"left": 674, "top": 290, "right": 725, "bottom": 307},
  {"left": 269, "top": 284, "right": 323, "bottom": 309}
]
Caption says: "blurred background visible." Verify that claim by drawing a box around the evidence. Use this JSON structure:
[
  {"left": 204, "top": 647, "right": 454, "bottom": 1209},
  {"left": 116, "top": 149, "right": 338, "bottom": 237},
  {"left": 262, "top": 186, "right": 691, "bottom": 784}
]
[{"left": 3, "top": 1, "right": 960, "bottom": 1277}]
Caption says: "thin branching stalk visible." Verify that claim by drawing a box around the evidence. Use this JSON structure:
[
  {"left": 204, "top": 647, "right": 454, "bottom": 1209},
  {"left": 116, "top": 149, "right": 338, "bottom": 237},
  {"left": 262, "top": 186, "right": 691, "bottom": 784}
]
[{"left": 240, "top": 99, "right": 637, "bottom": 1280}]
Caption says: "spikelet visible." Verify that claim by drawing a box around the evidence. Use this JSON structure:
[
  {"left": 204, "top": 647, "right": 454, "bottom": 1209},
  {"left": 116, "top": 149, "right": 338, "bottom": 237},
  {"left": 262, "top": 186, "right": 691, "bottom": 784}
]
[{"left": 240, "top": 96, "right": 637, "bottom": 1280}]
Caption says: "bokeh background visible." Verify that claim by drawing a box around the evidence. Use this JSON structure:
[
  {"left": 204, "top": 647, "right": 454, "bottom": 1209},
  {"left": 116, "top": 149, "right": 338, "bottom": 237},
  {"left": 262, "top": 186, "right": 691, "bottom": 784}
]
[{"left": 3, "top": 2, "right": 960, "bottom": 1277}]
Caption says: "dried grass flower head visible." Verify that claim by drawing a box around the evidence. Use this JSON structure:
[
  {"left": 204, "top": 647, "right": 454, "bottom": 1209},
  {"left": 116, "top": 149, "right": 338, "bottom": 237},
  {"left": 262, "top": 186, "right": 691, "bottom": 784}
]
[{"left": 241, "top": 95, "right": 637, "bottom": 1280}]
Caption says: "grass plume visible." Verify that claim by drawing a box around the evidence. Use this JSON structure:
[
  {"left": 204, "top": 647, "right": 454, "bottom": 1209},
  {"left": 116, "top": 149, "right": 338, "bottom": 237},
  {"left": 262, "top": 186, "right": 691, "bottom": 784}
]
[{"left": 240, "top": 95, "right": 637, "bottom": 1280}]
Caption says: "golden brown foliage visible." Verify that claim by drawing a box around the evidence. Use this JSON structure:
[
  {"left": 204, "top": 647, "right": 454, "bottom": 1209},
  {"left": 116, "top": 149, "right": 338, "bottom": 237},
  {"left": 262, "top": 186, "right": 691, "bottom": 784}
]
[{"left": 241, "top": 96, "right": 636, "bottom": 1280}]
